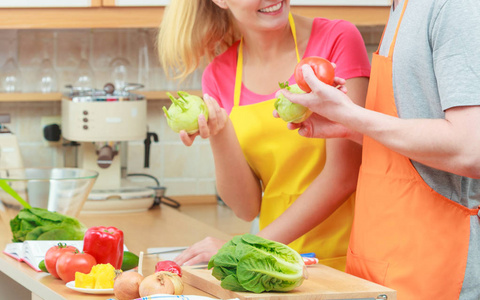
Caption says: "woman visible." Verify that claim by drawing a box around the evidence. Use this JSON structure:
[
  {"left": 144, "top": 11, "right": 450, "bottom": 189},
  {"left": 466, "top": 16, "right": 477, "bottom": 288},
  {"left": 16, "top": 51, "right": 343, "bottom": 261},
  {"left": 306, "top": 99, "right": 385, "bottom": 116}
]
[{"left": 157, "top": 0, "right": 370, "bottom": 271}]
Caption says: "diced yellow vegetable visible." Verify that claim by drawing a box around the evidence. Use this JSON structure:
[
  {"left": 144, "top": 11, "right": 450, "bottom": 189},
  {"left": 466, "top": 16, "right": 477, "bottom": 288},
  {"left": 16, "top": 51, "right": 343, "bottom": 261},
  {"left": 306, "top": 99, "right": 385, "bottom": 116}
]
[
  {"left": 75, "top": 272, "right": 95, "bottom": 289},
  {"left": 93, "top": 264, "right": 116, "bottom": 289},
  {"left": 74, "top": 263, "right": 117, "bottom": 289},
  {"left": 94, "top": 275, "right": 114, "bottom": 289}
]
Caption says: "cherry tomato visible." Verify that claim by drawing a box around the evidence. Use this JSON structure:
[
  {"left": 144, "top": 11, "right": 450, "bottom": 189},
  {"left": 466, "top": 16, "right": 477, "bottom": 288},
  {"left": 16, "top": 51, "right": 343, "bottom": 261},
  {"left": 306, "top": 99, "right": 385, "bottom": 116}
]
[
  {"left": 44, "top": 243, "right": 78, "bottom": 279},
  {"left": 294, "top": 56, "right": 335, "bottom": 92},
  {"left": 155, "top": 260, "right": 182, "bottom": 277},
  {"left": 56, "top": 250, "right": 97, "bottom": 283}
]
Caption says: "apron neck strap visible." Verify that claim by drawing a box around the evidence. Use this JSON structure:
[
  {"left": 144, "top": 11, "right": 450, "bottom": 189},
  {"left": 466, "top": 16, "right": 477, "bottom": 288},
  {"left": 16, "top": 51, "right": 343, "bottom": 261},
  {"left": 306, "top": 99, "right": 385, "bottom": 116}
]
[
  {"left": 234, "top": 12, "right": 300, "bottom": 107},
  {"left": 377, "top": 0, "right": 409, "bottom": 58},
  {"left": 289, "top": 12, "right": 301, "bottom": 63},
  {"left": 234, "top": 38, "right": 244, "bottom": 107}
]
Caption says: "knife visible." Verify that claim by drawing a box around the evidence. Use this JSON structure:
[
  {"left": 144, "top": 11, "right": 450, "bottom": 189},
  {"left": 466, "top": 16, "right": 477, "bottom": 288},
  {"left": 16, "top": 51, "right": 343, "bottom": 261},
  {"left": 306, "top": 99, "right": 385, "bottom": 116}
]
[{"left": 145, "top": 246, "right": 188, "bottom": 255}]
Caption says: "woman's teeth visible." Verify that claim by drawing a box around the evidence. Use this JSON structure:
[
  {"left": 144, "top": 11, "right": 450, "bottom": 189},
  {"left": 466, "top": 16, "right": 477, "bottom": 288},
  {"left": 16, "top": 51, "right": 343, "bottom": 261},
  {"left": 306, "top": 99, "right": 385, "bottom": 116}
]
[{"left": 259, "top": 2, "right": 282, "bottom": 13}]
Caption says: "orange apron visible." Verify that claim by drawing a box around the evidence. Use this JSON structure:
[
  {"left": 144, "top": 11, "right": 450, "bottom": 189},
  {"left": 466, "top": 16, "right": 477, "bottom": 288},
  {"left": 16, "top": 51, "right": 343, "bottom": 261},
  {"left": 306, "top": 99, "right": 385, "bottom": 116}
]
[
  {"left": 346, "top": 1, "right": 480, "bottom": 298},
  {"left": 229, "top": 13, "right": 355, "bottom": 271}
]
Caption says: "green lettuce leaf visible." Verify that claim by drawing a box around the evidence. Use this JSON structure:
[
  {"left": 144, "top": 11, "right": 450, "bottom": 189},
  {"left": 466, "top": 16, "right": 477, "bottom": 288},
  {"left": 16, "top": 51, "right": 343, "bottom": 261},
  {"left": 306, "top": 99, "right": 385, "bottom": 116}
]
[
  {"left": 9, "top": 208, "right": 87, "bottom": 242},
  {"left": 208, "top": 234, "right": 305, "bottom": 293}
]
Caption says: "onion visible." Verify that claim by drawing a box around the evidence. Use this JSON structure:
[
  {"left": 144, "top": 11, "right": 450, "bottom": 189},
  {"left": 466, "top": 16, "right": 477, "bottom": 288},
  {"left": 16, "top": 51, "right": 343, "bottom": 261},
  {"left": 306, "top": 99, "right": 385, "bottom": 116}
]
[
  {"left": 113, "top": 271, "right": 144, "bottom": 300},
  {"left": 139, "top": 271, "right": 184, "bottom": 297}
]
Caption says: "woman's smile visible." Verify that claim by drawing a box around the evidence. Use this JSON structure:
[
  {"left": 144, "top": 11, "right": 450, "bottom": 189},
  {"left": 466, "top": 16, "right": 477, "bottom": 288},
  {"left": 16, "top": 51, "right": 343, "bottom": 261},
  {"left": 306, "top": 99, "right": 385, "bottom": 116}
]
[{"left": 258, "top": 2, "right": 283, "bottom": 14}]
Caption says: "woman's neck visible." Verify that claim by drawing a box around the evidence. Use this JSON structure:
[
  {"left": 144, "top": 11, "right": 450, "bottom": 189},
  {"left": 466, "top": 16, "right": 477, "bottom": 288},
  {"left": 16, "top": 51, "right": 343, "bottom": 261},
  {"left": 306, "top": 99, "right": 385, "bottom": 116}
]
[
  {"left": 241, "top": 26, "right": 294, "bottom": 64},
  {"left": 239, "top": 25, "right": 298, "bottom": 95}
]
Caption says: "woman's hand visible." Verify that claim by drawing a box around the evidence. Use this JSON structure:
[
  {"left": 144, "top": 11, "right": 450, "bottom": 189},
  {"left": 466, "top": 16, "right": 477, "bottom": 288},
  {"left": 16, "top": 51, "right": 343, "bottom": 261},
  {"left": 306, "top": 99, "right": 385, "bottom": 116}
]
[
  {"left": 287, "top": 113, "right": 356, "bottom": 139},
  {"left": 179, "top": 94, "right": 228, "bottom": 146},
  {"left": 173, "top": 236, "right": 226, "bottom": 266},
  {"left": 272, "top": 71, "right": 352, "bottom": 139}
]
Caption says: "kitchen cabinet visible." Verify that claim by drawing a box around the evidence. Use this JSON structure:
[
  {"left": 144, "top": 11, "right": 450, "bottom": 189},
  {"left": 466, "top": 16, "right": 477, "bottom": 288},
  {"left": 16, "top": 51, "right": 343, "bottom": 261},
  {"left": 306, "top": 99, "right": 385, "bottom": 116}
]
[
  {"left": 0, "top": 4, "right": 389, "bottom": 29},
  {"left": 105, "top": 0, "right": 391, "bottom": 6},
  {"left": 0, "top": 0, "right": 101, "bottom": 8},
  {"left": 102, "top": 0, "right": 169, "bottom": 6},
  {"left": 292, "top": 0, "right": 390, "bottom": 5}
]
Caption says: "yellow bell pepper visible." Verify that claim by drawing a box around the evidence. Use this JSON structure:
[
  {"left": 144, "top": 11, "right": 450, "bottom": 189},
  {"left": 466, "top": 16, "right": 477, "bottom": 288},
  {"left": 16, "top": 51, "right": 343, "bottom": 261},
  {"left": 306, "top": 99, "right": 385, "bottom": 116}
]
[
  {"left": 74, "top": 263, "right": 117, "bottom": 289},
  {"left": 74, "top": 272, "right": 95, "bottom": 289}
]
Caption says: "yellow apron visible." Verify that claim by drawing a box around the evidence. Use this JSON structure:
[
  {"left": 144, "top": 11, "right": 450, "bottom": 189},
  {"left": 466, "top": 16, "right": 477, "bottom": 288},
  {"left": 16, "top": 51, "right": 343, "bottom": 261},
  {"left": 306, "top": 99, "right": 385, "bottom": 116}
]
[{"left": 229, "top": 13, "right": 355, "bottom": 271}]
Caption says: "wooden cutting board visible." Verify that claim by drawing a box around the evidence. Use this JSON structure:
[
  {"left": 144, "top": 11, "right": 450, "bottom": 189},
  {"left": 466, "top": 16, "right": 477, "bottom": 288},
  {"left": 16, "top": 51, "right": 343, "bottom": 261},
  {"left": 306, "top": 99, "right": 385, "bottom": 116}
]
[{"left": 182, "top": 264, "right": 396, "bottom": 300}]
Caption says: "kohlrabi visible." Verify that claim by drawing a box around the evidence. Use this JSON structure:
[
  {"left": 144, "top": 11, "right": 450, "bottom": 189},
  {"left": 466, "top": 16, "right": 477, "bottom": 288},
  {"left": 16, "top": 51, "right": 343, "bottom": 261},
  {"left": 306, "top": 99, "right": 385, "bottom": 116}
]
[
  {"left": 208, "top": 234, "right": 307, "bottom": 293},
  {"left": 274, "top": 82, "right": 311, "bottom": 123},
  {"left": 162, "top": 91, "right": 209, "bottom": 134}
]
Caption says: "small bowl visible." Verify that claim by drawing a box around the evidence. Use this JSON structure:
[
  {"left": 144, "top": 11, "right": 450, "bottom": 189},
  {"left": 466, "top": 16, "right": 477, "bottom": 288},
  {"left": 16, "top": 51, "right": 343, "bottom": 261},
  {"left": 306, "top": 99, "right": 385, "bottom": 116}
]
[{"left": 0, "top": 168, "right": 98, "bottom": 217}]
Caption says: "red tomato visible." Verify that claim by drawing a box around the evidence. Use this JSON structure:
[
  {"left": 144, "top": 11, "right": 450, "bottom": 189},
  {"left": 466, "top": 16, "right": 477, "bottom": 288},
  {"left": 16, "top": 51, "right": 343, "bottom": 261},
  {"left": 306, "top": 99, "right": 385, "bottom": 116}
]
[
  {"left": 44, "top": 243, "right": 78, "bottom": 279},
  {"left": 56, "top": 251, "right": 97, "bottom": 283},
  {"left": 294, "top": 56, "right": 335, "bottom": 92},
  {"left": 155, "top": 260, "right": 182, "bottom": 277}
]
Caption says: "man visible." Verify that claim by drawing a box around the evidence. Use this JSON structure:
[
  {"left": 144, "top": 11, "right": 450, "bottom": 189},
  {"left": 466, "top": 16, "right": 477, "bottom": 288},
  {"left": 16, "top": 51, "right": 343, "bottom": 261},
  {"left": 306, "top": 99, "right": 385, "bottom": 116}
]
[{"left": 278, "top": 0, "right": 480, "bottom": 299}]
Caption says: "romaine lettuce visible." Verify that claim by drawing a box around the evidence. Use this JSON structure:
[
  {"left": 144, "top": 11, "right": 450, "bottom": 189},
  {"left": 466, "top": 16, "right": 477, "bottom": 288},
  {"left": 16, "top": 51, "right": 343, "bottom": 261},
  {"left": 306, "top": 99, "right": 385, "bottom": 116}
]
[{"left": 208, "top": 234, "right": 306, "bottom": 293}]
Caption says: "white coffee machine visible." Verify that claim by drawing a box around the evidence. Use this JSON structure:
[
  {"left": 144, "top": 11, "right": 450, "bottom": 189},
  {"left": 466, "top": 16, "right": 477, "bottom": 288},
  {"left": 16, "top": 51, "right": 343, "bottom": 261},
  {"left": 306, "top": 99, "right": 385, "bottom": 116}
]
[
  {"left": 61, "top": 84, "right": 155, "bottom": 213},
  {"left": 0, "top": 114, "right": 24, "bottom": 170}
]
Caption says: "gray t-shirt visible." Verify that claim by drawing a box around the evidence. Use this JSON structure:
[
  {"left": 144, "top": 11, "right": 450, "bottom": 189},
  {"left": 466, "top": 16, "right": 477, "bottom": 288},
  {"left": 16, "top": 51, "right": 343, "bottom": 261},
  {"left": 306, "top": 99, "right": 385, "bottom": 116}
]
[{"left": 379, "top": 0, "right": 480, "bottom": 298}]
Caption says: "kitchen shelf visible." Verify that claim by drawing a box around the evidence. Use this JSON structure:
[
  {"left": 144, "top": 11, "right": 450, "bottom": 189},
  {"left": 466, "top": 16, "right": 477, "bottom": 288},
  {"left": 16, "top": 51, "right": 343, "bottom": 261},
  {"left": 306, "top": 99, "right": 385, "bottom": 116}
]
[
  {"left": 0, "top": 6, "right": 389, "bottom": 29},
  {"left": 0, "top": 91, "right": 203, "bottom": 102}
]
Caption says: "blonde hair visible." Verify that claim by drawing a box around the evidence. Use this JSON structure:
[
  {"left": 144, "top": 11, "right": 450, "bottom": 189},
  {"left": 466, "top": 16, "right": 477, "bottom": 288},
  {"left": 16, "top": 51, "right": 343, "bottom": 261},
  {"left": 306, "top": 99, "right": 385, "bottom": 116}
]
[{"left": 157, "top": 0, "right": 238, "bottom": 80}]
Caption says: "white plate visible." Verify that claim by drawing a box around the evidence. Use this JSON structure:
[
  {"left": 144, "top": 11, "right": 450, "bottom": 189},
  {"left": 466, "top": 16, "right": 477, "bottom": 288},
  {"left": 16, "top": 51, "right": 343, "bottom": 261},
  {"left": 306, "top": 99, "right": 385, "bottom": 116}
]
[
  {"left": 132, "top": 295, "right": 238, "bottom": 300},
  {"left": 65, "top": 281, "right": 114, "bottom": 294}
]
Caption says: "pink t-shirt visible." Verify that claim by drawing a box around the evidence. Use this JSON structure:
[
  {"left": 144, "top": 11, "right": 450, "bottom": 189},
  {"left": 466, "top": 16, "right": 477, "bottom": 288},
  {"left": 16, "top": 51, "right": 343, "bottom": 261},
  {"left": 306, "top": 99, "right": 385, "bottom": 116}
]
[{"left": 202, "top": 18, "right": 371, "bottom": 114}]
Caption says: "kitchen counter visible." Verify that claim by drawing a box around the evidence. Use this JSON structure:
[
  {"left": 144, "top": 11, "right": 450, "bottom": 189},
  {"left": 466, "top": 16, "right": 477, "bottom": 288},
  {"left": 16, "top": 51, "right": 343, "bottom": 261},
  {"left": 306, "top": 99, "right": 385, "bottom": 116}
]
[
  {"left": 178, "top": 202, "right": 253, "bottom": 236},
  {"left": 0, "top": 204, "right": 236, "bottom": 300},
  {"left": 0, "top": 203, "right": 396, "bottom": 300}
]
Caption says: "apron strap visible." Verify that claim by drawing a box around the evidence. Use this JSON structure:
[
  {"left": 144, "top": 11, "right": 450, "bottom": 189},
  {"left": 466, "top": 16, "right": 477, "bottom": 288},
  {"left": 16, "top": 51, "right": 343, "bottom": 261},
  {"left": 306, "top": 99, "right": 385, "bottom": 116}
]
[
  {"left": 234, "top": 12, "right": 300, "bottom": 107},
  {"left": 234, "top": 38, "right": 244, "bottom": 107},
  {"left": 289, "top": 12, "right": 301, "bottom": 63},
  {"left": 388, "top": 0, "right": 409, "bottom": 58}
]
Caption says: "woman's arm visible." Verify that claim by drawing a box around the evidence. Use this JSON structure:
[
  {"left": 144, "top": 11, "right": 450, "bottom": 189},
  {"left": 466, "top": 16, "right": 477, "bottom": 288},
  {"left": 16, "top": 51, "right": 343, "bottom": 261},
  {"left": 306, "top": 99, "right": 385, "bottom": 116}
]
[
  {"left": 209, "top": 118, "right": 263, "bottom": 221},
  {"left": 179, "top": 94, "right": 263, "bottom": 220}
]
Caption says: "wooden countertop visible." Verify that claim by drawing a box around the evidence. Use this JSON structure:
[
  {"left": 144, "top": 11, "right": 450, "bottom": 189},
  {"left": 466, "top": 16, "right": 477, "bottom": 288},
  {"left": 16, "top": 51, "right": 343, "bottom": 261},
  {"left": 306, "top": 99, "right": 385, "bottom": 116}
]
[
  {"left": 0, "top": 205, "right": 235, "bottom": 300},
  {"left": 0, "top": 202, "right": 396, "bottom": 299}
]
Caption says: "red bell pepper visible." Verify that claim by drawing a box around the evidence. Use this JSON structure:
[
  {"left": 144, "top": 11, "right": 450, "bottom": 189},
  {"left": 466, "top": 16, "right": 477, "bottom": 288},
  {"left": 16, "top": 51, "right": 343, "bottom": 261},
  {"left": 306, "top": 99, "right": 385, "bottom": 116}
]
[{"left": 82, "top": 226, "right": 124, "bottom": 269}]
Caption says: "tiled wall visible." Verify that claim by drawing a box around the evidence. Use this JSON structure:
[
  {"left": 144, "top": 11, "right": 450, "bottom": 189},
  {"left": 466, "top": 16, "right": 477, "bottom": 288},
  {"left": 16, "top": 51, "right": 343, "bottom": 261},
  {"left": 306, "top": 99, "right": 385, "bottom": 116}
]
[{"left": 0, "top": 25, "right": 382, "bottom": 196}]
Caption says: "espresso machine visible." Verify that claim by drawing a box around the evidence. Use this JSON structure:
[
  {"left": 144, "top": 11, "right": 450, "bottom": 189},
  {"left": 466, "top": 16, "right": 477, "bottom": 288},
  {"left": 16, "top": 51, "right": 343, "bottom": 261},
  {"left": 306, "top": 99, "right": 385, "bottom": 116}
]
[
  {"left": 0, "top": 114, "right": 26, "bottom": 208},
  {"left": 61, "top": 83, "right": 155, "bottom": 213},
  {"left": 0, "top": 114, "right": 24, "bottom": 170}
]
